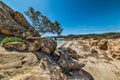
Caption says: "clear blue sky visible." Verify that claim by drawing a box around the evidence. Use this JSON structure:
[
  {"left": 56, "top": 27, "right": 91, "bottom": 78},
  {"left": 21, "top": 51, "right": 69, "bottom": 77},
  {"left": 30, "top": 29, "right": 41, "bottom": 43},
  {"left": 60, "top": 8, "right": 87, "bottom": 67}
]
[{"left": 2, "top": 0, "right": 120, "bottom": 36}]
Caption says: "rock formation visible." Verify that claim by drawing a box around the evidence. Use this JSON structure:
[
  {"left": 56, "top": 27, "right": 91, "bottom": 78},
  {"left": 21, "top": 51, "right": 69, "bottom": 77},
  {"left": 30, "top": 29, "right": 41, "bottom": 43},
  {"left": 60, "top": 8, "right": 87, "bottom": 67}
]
[
  {"left": 0, "top": 45, "right": 92, "bottom": 80},
  {"left": 3, "top": 42, "right": 27, "bottom": 51},
  {"left": 1, "top": 1, "right": 120, "bottom": 80},
  {"left": 0, "top": 1, "right": 39, "bottom": 37},
  {"left": 59, "top": 39, "right": 120, "bottom": 80},
  {"left": 0, "top": 1, "right": 90, "bottom": 80}
]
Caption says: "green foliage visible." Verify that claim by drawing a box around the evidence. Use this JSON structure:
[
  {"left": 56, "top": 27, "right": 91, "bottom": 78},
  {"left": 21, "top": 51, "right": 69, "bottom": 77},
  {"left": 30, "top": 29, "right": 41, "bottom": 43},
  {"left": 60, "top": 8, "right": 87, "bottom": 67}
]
[
  {"left": 52, "top": 21, "right": 63, "bottom": 36},
  {"left": 1, "top": 37, "right": 26, "bottom": 44}
]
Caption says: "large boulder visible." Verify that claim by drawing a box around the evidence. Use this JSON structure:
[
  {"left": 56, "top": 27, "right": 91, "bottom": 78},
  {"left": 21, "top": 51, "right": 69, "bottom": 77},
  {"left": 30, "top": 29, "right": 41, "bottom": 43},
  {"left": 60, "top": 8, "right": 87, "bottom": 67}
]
[
  {"left": 28, "top": 40, "right": 43, "bottom": 52},
  {"left": 0, "top": 1, "right": 39, "bottom": 37},
  {"left": 0, "top": 26, "right": 12, "bottom": 35},
  {"left": 27, "top": 37, "right": 57, "bottom": 53},
  {"left": 58, "top": 47, "right": 85, "bottom": 70},
  {"left": 43, "top": 38, "right": 57, "bottom": 53},
  {"left": 40, "top": 46, "right": 51, "bottom": 54}
]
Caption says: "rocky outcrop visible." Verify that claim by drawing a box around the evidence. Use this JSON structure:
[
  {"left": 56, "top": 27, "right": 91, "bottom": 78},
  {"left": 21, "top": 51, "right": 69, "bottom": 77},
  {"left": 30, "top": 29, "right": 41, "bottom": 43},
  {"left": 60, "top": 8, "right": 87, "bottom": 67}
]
[
  {"left": 0, "top": 1, "right": 39, "bottom": 37},
  {"left": 43, "top": 38, "right": 57, "bottom": 53},
  {"left": 28, "top": 40, "right": 43, "bottom": 52},
  {"left": 60, "top": 39, "right": 120, "bottom": 80},
  {"left": 107, "top": 39, "right": 120, "bottom": 60},
  {"left": 91, "top": 39, "right": 120, "bottom": 60},
  {"left": 58, "top": 47, "right": 85, "bottom": 70},
  {"left": 27, "top": 37, "right": 57, "bottom": 53},
  {"left": 1, "top": 37, "right": 57, "bottom": 54},
  {"left": 41, "top": 46, "right": 51, "bottom": 54},
  {"left": 3, "top": 42, "right": 27, "bottom": 51},
  {"left": 0, "top": 45, "right": 91, "bottom": 80},
  {"left": 0, "top": 1, "right": 92, "bottom": 80},
  {"left": 1, "top": 1, "right": 120, "bottom": 80},
  {"left": 0, "top": 1, "right": 57, "bottom": 53}
]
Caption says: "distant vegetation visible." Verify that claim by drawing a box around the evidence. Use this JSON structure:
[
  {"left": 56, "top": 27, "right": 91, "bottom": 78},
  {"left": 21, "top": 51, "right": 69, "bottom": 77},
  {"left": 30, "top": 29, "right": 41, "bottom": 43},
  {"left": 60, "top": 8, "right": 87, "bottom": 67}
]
[
  {"left": 25, "top": 7, "right": 63, "bottom": 36},
  {"left": 51, "top": 32, "right": 120, "bottom": 39}
]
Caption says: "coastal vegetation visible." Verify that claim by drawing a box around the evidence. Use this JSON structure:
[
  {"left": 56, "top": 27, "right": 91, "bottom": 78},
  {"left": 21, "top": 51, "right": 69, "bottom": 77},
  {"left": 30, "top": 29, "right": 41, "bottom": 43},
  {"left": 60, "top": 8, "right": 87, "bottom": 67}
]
[
  {"left": 1, "top": 37, "right": 26, "bottom": 44},
  {"left": 25, "top": 7, "right": 63, "bottom": 36}
]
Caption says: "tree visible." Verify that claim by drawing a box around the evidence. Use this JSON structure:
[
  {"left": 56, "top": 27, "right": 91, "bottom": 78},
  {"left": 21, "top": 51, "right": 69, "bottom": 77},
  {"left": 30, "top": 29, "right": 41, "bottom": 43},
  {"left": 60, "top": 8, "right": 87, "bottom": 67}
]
[
  {"left": 53, "top": 21, "right": 63, "bottom": 36},
  {"left": 25, "top": 7, "right": 63, "bottom": 36},
  {"left": 24, "top": 7, "right": 41, "bottom": 29}
]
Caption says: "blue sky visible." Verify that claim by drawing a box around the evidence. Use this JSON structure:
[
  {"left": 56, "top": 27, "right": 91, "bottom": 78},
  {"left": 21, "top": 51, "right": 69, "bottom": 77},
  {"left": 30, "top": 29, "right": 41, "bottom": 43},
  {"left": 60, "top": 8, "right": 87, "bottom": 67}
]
[{"left": 2, "top": 0, "right": 120, "bottom": 36}]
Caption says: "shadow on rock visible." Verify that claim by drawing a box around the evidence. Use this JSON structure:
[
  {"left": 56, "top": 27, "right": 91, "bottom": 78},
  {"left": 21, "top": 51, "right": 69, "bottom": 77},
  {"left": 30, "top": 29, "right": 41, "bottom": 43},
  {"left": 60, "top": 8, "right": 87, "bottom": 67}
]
[{"left": 78, "top": 69, "right": 94, "bottom": 80}]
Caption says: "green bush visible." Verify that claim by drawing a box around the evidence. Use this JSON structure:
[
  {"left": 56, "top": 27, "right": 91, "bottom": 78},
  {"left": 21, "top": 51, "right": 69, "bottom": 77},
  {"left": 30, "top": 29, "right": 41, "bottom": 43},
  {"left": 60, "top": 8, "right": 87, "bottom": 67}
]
[{"left": 1, "top": 37, "right": 26, "bottom": 44}]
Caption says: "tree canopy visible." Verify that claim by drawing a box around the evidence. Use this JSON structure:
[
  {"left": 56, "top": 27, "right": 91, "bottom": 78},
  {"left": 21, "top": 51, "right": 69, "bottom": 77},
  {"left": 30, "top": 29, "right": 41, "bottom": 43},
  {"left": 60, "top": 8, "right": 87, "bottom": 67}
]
[{"left": 24, "top": 7, "right": 63, "bottom": 36}]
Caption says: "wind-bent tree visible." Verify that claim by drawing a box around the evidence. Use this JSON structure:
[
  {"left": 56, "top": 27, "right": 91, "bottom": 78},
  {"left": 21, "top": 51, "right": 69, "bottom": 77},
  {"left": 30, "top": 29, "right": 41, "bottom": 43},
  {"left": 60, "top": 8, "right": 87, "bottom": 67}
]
[
  {"left": 53, "top": 21, "right": 63, "bottom": 36},
  {"left": 25, "top": 7, "right": 63, "bottom": 36},
  {"left": 24, "top": 7, "right": 41, "bottom": 29}
]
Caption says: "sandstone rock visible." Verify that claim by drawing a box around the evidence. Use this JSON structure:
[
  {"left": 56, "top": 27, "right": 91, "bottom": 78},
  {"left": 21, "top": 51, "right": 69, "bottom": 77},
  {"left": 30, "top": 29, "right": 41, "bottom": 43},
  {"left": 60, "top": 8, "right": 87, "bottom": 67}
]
[
  {"left": 53, "top": 49, "right": 61, "bottom": 57},
  {"left": 0, "top": 1, "right": 90, "bottom": 80},
  {"left": 91, "top": 48, "right": 98, "bottom": 54},
  {"left": 43, "top": 38, "right": 57, "bottom": 53},
  {"left": 4, "top": 42, "right": 27, "bottom": 51},
  {"left": 111, "top": 50, "right": 120, "bottom": 60},
  {"left": 107, "top": 40, "right": 115, "bottom": 49},
  {"left": 0, "top": 1, "right": 39, "bottom": 37},
  {"left": 61, "top": 40, "right": 120, "bottom": 80},
  {"left": 13, "top": 11, "right": 32, "bottom": 30},
  {"left": 41, "top": 46, "right": 51, "bottom": 54},
  {"left": 97, "top": 40, "right": 108, "bottom": 50},
  {"left": 84, "top": 62, "right": 120, "bottom": 80},
  {"left": 0, "top": 26, "right": 12, "bottom": 35},
  {"left": 90, "top": 40, "right": 99, "bottom": 46},
  {"left": 58, "top": 47, "right": 85, "bottom": 70},
  {"left": 0, "top": 49, "right": 38, "bottom": 80},
  {"left": 28, "top": 40, "right": 43, "bottom": 52},
  {"left": 67, "top": 47, "right": 79, "bottom": 60},
  {"left": 0, "top": 50, "right": 74, "bottom": 80}
]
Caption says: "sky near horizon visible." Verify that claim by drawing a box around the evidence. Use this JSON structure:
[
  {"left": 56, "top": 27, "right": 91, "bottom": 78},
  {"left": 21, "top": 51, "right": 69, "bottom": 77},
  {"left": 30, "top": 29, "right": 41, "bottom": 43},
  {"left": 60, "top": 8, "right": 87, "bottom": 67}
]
[{"left": 2, "top": 0, "right": 120, "bottom": 36}]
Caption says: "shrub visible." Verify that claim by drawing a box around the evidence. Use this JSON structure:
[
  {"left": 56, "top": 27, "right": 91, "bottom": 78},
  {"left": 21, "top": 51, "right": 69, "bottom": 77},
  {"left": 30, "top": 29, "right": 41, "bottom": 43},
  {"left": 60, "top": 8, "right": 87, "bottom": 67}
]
[{"left": 1, "top": 37, "right": 26, "bottom": 44}]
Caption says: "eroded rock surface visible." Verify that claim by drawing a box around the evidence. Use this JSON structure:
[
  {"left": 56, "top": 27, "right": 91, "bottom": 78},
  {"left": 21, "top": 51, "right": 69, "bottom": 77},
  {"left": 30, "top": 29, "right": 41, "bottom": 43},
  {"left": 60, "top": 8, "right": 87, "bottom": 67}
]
[
  {"left": 3, "top": 42, "right": 27, "bottom": 51},
  {"left": 0, "top": 1, "right": 39, "bottom": 37},
  {"left": 60, "top": 39, "right": 120, "bottom": 80},
  {"left": 0, "top": 45, "right": 91, "bottom": 80},
  {"left": 1, "top": 1, "right": 120, "bottom": 80}
]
